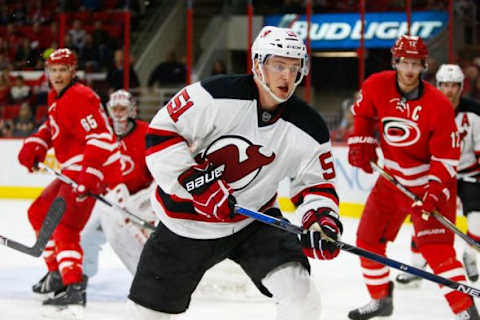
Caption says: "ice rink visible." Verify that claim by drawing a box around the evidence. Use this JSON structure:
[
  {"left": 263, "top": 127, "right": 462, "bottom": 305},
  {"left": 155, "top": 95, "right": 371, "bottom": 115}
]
[{"left": 0, "top": 198, "right": 475, "bottom": 319}]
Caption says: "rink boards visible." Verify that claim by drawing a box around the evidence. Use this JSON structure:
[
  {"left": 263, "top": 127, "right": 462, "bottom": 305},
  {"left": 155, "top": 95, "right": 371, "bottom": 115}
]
[{"left": 0, "top": 139, "right": 467, "bottom": 229}]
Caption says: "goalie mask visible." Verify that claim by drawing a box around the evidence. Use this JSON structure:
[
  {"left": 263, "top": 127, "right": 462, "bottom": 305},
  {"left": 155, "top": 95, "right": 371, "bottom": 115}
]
[
  {"left": 251, "top": 26, "right": 309, "bottom": 103},
  {"left": 436, "top": 64, "right": 464, "bottom": 90},
  {"left": 107, "top": 89, "right": 137, "bottom": 136}
]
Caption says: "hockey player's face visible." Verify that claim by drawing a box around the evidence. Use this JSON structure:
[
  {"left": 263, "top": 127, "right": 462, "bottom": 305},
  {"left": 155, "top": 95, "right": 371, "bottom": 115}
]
[
  {"left": 263, "top": 56, "right": 301, "bottom": 99},
  {"left": 47, "top": 64, "right": 74, "bottom": 92},
  {"left": 109, "top": 104, "right": 129, "bottom": 121},
  {"left": 396, "top": 58, "right": 423, "bottom": 88},
  {"left": 438, "top": 82, "right": 462, "bottom": 105}
]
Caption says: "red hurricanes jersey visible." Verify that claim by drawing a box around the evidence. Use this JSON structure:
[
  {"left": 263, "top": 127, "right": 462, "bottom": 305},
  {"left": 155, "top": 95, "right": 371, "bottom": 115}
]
[
  {"left": 352, "top": 71, "right": 460, "bottom": 187},
  {"left": 117, "top": 120, "right": 153, "bottom": 194},
  {"left": 25, "top": 81, "right": 118, "bottom": 182}
]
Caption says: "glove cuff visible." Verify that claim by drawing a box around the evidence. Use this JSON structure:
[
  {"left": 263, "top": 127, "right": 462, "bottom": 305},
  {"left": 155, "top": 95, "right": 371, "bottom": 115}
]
[
  {"left": 347, "top": 136, "right": 377, "bottom": 145},
  {"left": 178, "top": 160, "right": 225, "bottom": 195},
  {"left": 24, "top": 137, "right": 49, "bottom": 150},
  {"left": 302, "top": 208, "right": 343, "bottom": 235}
]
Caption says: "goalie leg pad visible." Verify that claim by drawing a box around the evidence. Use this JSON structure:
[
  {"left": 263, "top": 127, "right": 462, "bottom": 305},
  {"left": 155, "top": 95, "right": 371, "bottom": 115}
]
[
  {"left": 80, "top": 204, "right": 106, "bottom": 278},
  {"left": 100, "top": 206, "right": 147, "bottom": 275},
  {"left": 125, "top": 299, "right": 172, "bottom": 320},
  {"left": 262, "top": 262, "right": 321, "bottom": 320},
  {"left": 420, "top": 243, "right": 472, "bottom": 314}
]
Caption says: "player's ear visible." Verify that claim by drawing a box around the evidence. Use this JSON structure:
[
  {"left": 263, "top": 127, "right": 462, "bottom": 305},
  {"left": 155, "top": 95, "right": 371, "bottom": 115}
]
[{"left": 253, "top": 60, "right": 263, "bottom": 81}]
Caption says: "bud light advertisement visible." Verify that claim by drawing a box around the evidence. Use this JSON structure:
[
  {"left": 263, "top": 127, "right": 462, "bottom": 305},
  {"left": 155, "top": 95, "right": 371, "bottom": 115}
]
[{"left": 264, "top": 11, "right": 448, "bottom": 49}]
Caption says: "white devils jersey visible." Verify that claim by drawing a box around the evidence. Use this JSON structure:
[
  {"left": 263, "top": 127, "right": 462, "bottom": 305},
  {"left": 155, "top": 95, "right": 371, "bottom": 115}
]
[
  {"left": 456, "top": 98, "right": 480, "bottom": 181},
  {"left": 146, "top": 75, "right": 339, "bottom": 239}
]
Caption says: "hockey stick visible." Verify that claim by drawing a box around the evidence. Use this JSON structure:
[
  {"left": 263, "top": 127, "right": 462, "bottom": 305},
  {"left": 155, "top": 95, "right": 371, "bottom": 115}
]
[
  {"left": 0, "top": 197, "right": 65, "bottom": 257},
  {"left": 235, "top": 205, "right": 480, "bottom": 298},
  {"left": 370, "top": 162, "right": 480, "bottom": 252},
  {"left": 38, "top": 163, "right": 155, "bottom": 231}
]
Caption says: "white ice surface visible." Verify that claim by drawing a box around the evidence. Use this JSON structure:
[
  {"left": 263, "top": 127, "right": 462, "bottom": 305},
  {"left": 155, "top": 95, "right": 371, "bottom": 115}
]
[{"left": 0, "top": 199, "right": 474, "bottom": 319}]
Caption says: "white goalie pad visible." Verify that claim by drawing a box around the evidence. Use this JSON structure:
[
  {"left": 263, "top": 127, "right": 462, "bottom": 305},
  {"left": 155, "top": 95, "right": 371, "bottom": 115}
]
[{"left": 99, "top": 183, "right": 157, "bottom": 275}]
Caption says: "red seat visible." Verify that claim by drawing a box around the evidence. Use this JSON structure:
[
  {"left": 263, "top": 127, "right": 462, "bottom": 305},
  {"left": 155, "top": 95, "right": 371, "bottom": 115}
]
[
  {"left": 3, "top": 105, "right": 21, "bottom": 120},
  {"left": 35, "top": 105, "right": 48, "bottom": 122}
]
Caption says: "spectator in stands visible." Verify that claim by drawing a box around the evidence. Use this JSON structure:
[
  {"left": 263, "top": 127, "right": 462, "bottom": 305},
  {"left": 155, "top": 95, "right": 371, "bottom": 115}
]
[
  {"left": 147, "top": 50, "right": 186, "bottom": 89},
  {"left": 470, "top": 75, "right": 480, "bottom": 101},
  {"left": 28, "top": 0, "right": 52, "bottom": 25},
  {"left": 42, "top": 21, "right": 59, "bottom": 52},
  {"left": 31, "top": 72, "right": 49, "bottom": 108},
  {"left": 330, "top": 91, "right": 358, "bottom": 142},
  {"left": 15, "top": 38, "right": 33, "bottom": 70},
  {"left": 91, "top": 21, "right": 113, "bottom": 71},
  {"left": 422, "top": 57, "right": 438, "bottom": 85},
  {"left": 0, "top": 119, "right": 10, "bottom": 137},
  {"left": 0, "top": 68, "right": 11, "bottom": 105},
  {"left": 9, "top": 75, "right": 31, "bottom": 104},
  {"left": 2, "top": 103, "right": 37, "bottom": 138},
  {"left": 0, "top": 53, "right": 10, "bottom": 70},
  {"left": 106, "top": 49, "right": 140, "bottom": 93},
  {"left": 5, "top": 24, "right": 23, "bottom": 61},
  {"left": 463, "top": 64, "right": 479, "bottom": 97},
  {"left": 10, "top": 3, "right": 27, "bottom": 25},
  {"left": 63, "top": 34, "right": 79, "bottom": 56},
  {"left": 81, "top": 0, "right": 102, "bottom": 11},
  {"left": 211, "top": 59, "right": 227, "bottom": 76},
  {"left": 0, "top": 5, "right": 10, "bottom": 25},
  {"left": 68, "top": 19, "right": 88, "bottom": 52},
  {"left": 80, "top": 34, "right": 100, "bottom": 71},
  {"left": 28, "top": 22, "right": 44, "bottom": 49}
]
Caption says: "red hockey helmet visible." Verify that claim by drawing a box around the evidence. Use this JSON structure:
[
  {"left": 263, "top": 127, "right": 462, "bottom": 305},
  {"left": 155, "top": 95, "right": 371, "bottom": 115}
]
[
  {"left": 391, "top": 35, "right": 428, "bottom": 60},
  {"left": 46, "top": 48, "right": 77, "bottom": 67}
]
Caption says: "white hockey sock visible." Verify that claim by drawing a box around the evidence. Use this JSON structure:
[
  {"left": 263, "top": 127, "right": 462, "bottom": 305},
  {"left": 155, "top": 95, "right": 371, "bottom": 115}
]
[
  {"left": 125, "top": 299, "right": 172, "bottom": 320},
  {"left": 262, "top": 262, "right": 322, "bottom": 320}
]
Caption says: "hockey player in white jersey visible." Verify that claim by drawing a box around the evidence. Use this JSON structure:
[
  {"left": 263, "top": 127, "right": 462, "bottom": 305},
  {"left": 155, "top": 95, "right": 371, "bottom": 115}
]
[
  {"left": 396, "top": 64, "right": 480, "bottom": 287},
  {"left": 126, "top": 26, "right": 343, "bottom": 319},
  {"left": 81, "top": 89, "right": 155, "bottom": 278}
]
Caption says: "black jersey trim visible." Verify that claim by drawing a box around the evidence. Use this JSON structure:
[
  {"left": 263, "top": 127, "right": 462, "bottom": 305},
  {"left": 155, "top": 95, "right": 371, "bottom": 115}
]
[{"left": 280, "top": 97, "right": 330, "bottom": 144}]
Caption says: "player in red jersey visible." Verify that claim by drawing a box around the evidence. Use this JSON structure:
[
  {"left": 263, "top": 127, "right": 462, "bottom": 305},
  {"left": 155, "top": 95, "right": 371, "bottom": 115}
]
[
  {"left": 347, "top": 35, "right": 479, "bottom": 319},
  {"left": 81, "top": 89, "right": 154, "bottom": 278},
  {"left": 17, "top": 48, "right": 119, "bottom": 315}
]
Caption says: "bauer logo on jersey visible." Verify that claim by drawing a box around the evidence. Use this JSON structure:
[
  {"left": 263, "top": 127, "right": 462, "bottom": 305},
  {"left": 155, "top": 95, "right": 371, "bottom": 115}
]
[
  {"left": 382, "top": 117, "right": 420, "bottom": 147},
  {"left": 201, "top": 135, "right": 275, "bottom": 191}
]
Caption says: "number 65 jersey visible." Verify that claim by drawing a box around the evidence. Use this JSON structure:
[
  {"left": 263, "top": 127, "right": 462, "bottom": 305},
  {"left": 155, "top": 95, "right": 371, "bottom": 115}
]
[
  {"left": 25, "top": 80, "right": 119, "bottom": 181},
  {"left": 146, "top": 74, "right": 339, "bottom": 239},
  {"left": 352, "top": 70, "right": 460, "bottom": 188}
]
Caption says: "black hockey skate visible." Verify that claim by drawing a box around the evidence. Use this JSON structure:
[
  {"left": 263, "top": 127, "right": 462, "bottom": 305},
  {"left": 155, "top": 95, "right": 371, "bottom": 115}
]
[
  {"left": 395, "top": 271, "right": 424, "bottom": 289},
  {"left": 32, "top": 270, "right": 65, "bottom": 296},
  {"left": 456, "top": 304, "right": 480, "bottom": 320},
  {"left": 463, "top": 251, "right": 479, "bottom": 282},
  {"left": 348, "top": 282, "right": 393, "bottom": 320},
  {"left": 43, "top": 275, "right": 88, "bottom": 308}
]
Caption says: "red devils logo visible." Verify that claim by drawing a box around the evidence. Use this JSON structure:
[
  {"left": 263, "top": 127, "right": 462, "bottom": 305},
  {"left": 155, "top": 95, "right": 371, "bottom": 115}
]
[{"left": 201, "top": 136, "right": 275, "bottom": 190}]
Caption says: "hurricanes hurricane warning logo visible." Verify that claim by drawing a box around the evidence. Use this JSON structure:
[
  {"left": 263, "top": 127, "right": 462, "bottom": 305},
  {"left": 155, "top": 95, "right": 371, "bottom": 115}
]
[
  {"left": 200, "top": 136, "right": 275, "bottom": 191},
  {"left": 382, "top": 117, "right": 420, "bottom": 147}
]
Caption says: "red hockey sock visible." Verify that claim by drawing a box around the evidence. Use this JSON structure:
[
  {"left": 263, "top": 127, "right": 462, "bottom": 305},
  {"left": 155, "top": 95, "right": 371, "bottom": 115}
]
[
  {"left": 357, "top": 239, "right": 390, "bottom": 299},
  {"left": 43, "top": 239, "right": 58, "bottom": 271},
  {"left": 420, "top": 244, "right": 472, "bottom": 314},
  {"left": 55, "top": 241, "right": 84, "bottom": 285}
]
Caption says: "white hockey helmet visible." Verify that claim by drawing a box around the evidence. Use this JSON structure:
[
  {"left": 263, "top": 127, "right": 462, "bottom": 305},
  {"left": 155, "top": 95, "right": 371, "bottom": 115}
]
[
  {"left": 251, "top": 26, "right": 309, "bottom": 103},
  {"left": 435, "top": 64, "right": 464, "bottom": 88},
  {"left": 107, "top": 89, "right": 137, "bottom": 120}
]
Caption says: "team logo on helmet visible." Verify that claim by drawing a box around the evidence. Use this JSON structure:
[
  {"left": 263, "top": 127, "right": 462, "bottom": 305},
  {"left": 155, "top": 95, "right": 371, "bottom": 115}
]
[
  {"left": 382, "top": 117, "right": 420, "bottom": 147},
  {"left": 391, "top": 35, "right": 428, "bottom": 60},
  {"left": 200, "top": 135, "right": 275, "bottom": 191},
  {"left": 46, "top": 48, "right": 77, "bottom": 67}
]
